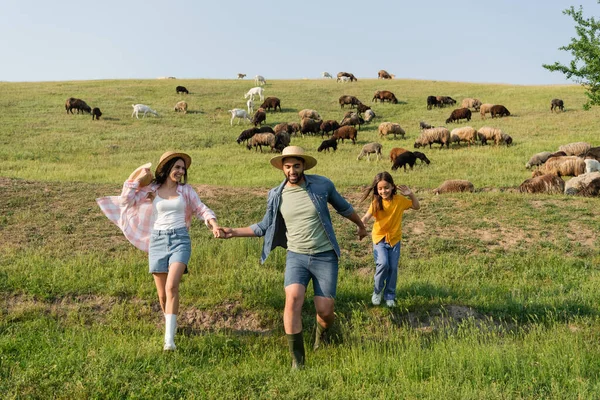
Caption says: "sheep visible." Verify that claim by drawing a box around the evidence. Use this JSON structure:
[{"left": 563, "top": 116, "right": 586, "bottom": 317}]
[
  {"left": 389, "top": 147, "right": 409, "bottom": 163},
  {"left": 244, "top": 87, "right": 264, "bottom": 101},
  {"left": 288, "top": 122, "right": 301, "bottom": 135},
  {"left": 461, "top": 98, "right": 482, "bottom": 111},
  {"left": 490, "top": 105, "right": 510, "bottom": 118},
  {"left": 364, "top": 109, "right": 376, "bottom": 123},
  {"left": 551, "top": 98, "right": 564, "bottom": 112},
  {"left": 174, "top": 101, "right": 188, "bottom": 114},
  {"left": 391, "top": 151, "right": 420, "bottom": 172},
  {"left": 414, "top": 127, "right": 451, "bottom": 149},
  {"left": 252, "top": 108, "right": 267, "bottom": 126},
  {"left": 320, "top": 120, "right": 340, "bottom": 137},
  {"left": 438, "top": 96, "right": 457, "bottom": 106},
  {"left": 339, "top": 95, "right": 361, "bottom": 108},
  {"left": 476, "top": 127, "right": 504, "bottom": 146},
  {"left": 378, "top": 122, "right": 406, "bottom": 139},
  {"left": 298, "top": 109, "right": 321, "bottom": 120},
  {"left": 275, "top": 131, "right": 291, "bottom": 151},
  {"left": 357, "top": 103, "right": 371, "bottom": 113},
  {"left": 525, "top": 151, "right": 553, "bottom": 169},
  {"left": 322, "top": 72, "right": 333, "bottom": 79},
  {"left": 518, "top": 172, "right": 565, "bottom": 194},
  {"left": 577, "top": 178, "right": 600, "bottom": 196},
  {"left": 445, "top": 108, "right": 472, "bottom": 124},
  {"left": 500, "top": 133, "right": 513, "bottom": 146},
  {"left": 337, "top": 76, "right": 351, "bottom": 83},
  {"left": 584, "top": 146, "right": 600, "bottom": 161},
  {"left": 357, "top": 142, "right": 383, "bottom": 161},
  {"left": 558, "top": 142, "right": 591, "bottom": 156},
  {"left": 236, "top": 127, "right": 259, "bottom": 144},
  {"left": 585, "top": 159, "right": 600, "bottom": 173},
  {"left": 246, "top": 132, "right": 276, "bottom": 152},
  {"left": 420, "top": 121, "right": 434, "bottom": 130},
  {"left": 450, "top": 126, "right": 477, "bottom": 146},
  {"left": 332, "top": 126, "right": 357, "bottom": 144},
  {"left": 300, "top": 118, "right": 322, "bottom": 136},
  {"left": 228, "top": 108, "right": 251, "bottom": 125},
  {"left": 479, "top": 103, "right": 494, "bottom": 119},
  {"left": 256, "top": 126, "right": 275, "bottom": 134},
  {"left": 318, "top": 137, "right": 338, "bottom": 152},
  {"left": 237, "top": 73, "right": 246, "bottom": 79},
  {"left": 260, "top": 97, "right": 281, "bottom": 112},
  {"left": 132, "top": 104, "right": 159, "bottom": 119},
  {"left": 426, "top": 95, "right": 439, "bottom": 110},
  {"left": 433, "top": 180, "right": 475, "bottom": 194},
  {"left": 373, "top": 90, "right": 398, "bottom": 104},
  {"left": 413, "top": 152, "right": 431, "bottom": 165},
  {"left": 337, "top": 72, "right": 357, "bottom": 81},
  {"left": 176, "top": 86, "right": 189, "bottom": 94},
  {"left": 340, "top": 113, "right": 364, "bottom": 130},
  {"left": 542, "top": 156, "right": 586, "bottom": 177},
  {"left": 65, "top": 97, "right": 91, "bottom": 114},
  {"left": 254, "top": 75, "right": 266, "bottom": 86},
  {"left": 247, "top": 99, "right": 254, "bottom": 114},
  {"left": 91, "top": 107, "right": 102, "bottom": 120},
  {"left": 378, "top": 70, "right": 393, "bottom": 79},
  {"left": 274, "top": 123, "right": 289, "bottom": 134},
  {"left": 565, "top": 172, "right": 600, "bottom": 195}
]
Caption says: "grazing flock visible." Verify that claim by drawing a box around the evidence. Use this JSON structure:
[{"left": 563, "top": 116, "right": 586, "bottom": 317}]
[{"left": 64, "top": 72, "right": 598, "bottom": 196}]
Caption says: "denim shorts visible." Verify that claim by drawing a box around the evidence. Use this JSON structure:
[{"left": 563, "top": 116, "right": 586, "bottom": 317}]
[
  {"left": 284, "top": 250, "right": 338, "bottom": 298},
  {"left": 148, "top": 227, "right": 191, "bottom": 274}
]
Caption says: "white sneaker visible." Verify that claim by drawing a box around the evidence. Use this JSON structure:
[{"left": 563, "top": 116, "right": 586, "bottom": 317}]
[
  {"left": 371, "top": 292, "right": 382, "bottom": 306},
  {"left": 386, "top": 299, "right": 396, "bottom": 308}
]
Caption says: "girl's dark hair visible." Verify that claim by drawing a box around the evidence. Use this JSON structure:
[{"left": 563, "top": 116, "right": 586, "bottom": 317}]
[
  {"left": 360, "top": 171, "right": 396, "bottom": 214},
  {"left": 153, "top": 157, "right": 188, "bottom": 185}
]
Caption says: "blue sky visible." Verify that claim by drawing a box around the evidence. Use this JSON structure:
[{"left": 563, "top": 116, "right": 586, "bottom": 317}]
[{"left": 1, "top": 0, "right": 598, "bottom": 84}]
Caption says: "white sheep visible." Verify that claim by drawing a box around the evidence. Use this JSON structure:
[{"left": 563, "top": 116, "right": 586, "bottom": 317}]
[
  {"left": 254, "top": 75, "right": 266, "bottom": 86},
  {"left": 244, "top": 87, "right": 264, "bottom": 102},
  {"left": 585, "top": 159, "right": 600, "bottom": 174},
  {"left": 450, "top": 126, "right": 477, "bottom": 146},
  {"left": 337, "top": 76, "right": 351, "bottom": 83},
  {"left": 364, "top": 109, "right": 376, "bottom": 123},
  {"left": 357, "top": 143, "right": 383, "bottom": 161},
  {"left": 558, "top": 142, "right": 592, "bottom": 156},
  {"left": 173, "top": 101, "right": 187, "bottom": 114},
  {"left": 228, "top": 108, "right": 252, "bottom": 125},
  {"left": 322, "top": 72, "right": 333, "bottom": 79},
  {"left": 247, "top": 99, "right": 254, "bottom": 115},
  {"left": 131, "top": 104, "right": 159, "bottom": 119}
]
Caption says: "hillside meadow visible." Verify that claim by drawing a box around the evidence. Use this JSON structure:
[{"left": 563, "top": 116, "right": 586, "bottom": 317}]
[{"left": 1, "top": 78, "right": 600, "bottom": 399}]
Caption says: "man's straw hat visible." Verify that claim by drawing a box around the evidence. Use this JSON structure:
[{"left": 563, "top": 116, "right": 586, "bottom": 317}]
[
  {"left": 155, "top": 151, "right": 192, "bottom": 176},
  {"left": 128, "top": 162, "right": 153, "bottom": 187},
  {"left": 270, "top": 146, "right": 317, "bottom": 170}
]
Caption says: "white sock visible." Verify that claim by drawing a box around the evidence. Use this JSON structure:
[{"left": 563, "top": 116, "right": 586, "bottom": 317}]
[{"left": 164, "top": 314, "right": 177, "bottom": 349}]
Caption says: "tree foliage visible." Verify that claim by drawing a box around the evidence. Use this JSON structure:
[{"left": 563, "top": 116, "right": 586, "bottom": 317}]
[{"left": 543, "top": 3, "right": 600, "bottom": 109}]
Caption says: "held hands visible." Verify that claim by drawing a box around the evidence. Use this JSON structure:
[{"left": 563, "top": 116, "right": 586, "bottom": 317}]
[
  {"left": 216, "top": 227, "right": 235, "bottom": 239},
  {"left": 357, "top": 225, "right": 367, "bottom": 241},
  {"left": 397, "top": 185, "right": 413, "bottom": 196}
]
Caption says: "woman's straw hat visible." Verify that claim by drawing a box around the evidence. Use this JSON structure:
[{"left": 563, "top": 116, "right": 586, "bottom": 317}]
[
  {"left": 128, "top": 162, "right": 153, "bottom": 187},
  {"left": 270, "top": 146, "right": 317, "bottom": 170},
  {"left": 155, "top": 151, "right": 192, "bottom": 176}
]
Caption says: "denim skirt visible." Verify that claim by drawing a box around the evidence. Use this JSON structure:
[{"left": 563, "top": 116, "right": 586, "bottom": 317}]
[{"left": 148, "top": 227, "right": 191, "bottom": 274}]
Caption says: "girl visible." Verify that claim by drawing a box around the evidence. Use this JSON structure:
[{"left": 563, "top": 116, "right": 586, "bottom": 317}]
[
  {"left": 360, "top": 172, "right": 420, "bottom": 307},
  {"left": 97, "top": 151, "right": 221, "bottom": 350}
]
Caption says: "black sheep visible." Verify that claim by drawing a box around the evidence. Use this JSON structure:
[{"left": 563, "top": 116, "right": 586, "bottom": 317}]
[
  {"left": 391, "top": 151, "right": 418, "bottom": 172},
  {"left": 318, "top": 138, "right": 338, "bottom": 152},
  {"left": 176, "top": 86, "right": 189, "bottom": 94},
  {"left": 92, "top": 107, "right": 102, "bottom": 120}
]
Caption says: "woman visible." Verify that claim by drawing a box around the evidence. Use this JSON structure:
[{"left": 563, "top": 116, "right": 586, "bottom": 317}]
[{"left": 97, "top": 151, "right": 221, "bottom": 350}]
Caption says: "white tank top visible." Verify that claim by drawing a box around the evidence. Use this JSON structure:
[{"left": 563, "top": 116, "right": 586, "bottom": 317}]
[{"left": 152, "top": 194, "right": 186, "bottom": 230}]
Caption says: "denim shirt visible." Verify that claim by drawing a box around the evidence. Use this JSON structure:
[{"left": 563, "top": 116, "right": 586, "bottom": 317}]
[{"left": 250, "top": 174, "right": 354, "bottom": 263}]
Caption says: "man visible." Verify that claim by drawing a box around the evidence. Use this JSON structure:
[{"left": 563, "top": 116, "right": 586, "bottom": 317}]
[{"left": 221, "top": 146, "right": 367, "bottom": 369}]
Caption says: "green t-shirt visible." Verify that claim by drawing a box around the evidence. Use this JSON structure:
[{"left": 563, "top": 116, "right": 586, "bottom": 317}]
[{"left": 280, "top": 184, "right": 334, "bottom": 255}]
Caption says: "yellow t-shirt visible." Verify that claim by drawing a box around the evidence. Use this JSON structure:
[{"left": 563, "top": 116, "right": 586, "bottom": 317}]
[{"left": 368, "top": 195, "right": 413, "bottom": 246}]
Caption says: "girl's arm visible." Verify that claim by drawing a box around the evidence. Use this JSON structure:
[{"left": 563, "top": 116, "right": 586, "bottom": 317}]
[
  {"left": 361, "top": 211, "right": 373, "bottom": 225},
  {"left": 398, "top": 185, "right": 420, "bottom": 210}
]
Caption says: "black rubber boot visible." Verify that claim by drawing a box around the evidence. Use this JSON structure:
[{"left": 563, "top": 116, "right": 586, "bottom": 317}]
[
  {"left": 287, "top": 332, "right": 305, "bottom": 369},
  {"left": 313, "top": 322, "right": 329, "bottom": 351}
]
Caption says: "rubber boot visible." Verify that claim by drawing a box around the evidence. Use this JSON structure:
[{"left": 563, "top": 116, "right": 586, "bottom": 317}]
[
  {"left": 287, "top": 332, "right": 305, "bottom": 369},
  {"left": 164, "top": 314, "right": 177, "bottom": 351},
  {"left": 313, "top": 322, "right": 329, "bottom": 351}
]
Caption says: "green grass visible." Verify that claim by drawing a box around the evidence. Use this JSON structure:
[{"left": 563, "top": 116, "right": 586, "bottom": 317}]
[{"left": 1, "top": 79, "right": 600, "bottom": 398}]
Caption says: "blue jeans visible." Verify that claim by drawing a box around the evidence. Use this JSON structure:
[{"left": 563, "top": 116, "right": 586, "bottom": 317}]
[
  {"left": 373, "top": 239, "right": 401, "bottom": 301},
  {"left": 285, "top": 250, "right": 339, "bottom": 298},
  {"left": 149, "top": 227, "right": 191, "bottom": 274}
]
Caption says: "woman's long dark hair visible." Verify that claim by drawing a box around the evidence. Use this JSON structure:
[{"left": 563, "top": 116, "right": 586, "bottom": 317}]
[
  {"left": 360, "top": 171, "right": 396, "bottom": 214},
  {"left": 153, "top": 157, "right": 188, "bottom": 185}
]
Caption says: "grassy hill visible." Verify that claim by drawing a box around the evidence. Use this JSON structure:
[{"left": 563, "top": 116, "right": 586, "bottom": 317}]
[{"left": 1, "top": 79, "right": 600, "bottom": 398}]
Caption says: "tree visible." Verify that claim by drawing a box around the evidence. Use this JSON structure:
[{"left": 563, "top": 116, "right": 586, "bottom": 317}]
[{"left": 543, "top": 3, "right": 600, "bottom": 109}]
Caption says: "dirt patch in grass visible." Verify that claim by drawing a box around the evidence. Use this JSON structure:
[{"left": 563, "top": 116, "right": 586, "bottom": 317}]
[{"left": 179, "top": 300, "right": 271, "bottom": 335}]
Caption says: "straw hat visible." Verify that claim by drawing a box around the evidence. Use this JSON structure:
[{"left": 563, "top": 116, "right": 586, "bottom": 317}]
[
  {"left": 270, "top": 146, "right": 317, "bottom": 170},
  {"left": 155, "top": 151, "right": 192, "bottom": 176},
  {"left": 128, "top": 162, "right": 153, "bottom": 187}
]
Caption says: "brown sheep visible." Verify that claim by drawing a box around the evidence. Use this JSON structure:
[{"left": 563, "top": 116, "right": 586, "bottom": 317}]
[
  {"left": 274, "top": 123, "right": 289, "bottom": 134},
  {"left": 337, "top": 72, "right": 357, "bottom": 81},
  {"left": 479, "top": 103, "right": 494, "bottom": 119},
  {"left": 559, "top": 142, "right": 591, "bottom": 156},
  {"left": 174, "top": 101, "right": 188, "bottom": 114},
  {"left": 519, "top": 171, "right": 565, "bottom": 194},
  {"left": 357, "top": 103, "right": 371, "bottom": 113},
  {"left": 460, "top": 98, "right": 482, "bottom": 111},
  {"left": 339, "top": 95, "right": 361, "bottom": 108},
  {"left": 389, "top": 147, "right": 409, "bottom": 163},
  {"left": 288, "top": 122, "right": 301, "bottom": 135},
  {"left": 445, "top": 108, "right": 472, "bottom": 124},
  {"left": 378, "top": 70, "right": 394, "bottom": 79},
  {"left": 378, "top": 122, "right": 406, "bottom": 139},
  {"left": 490, "top": 105, "right": 510, "bottom": 118},
  {"left": 301, "top": 118, "right": 322, "bottom": 135},
  {"left": 551, "top": 98, "right": 564, "bottom": 112},
  {"left": 340, "top": 113, "right": 364, "bottom": 130},
  {"left": 260, "top": 97, "right": 281, "bottom": 112},
  {"left": 246, "top": 132, "right": 276, "bottom": 152},
  {"left": 65, "top": 97, "right": 91, "bottom": 114},
  {"left": 450, "top": 127, "right": 477, "bottom": 146},
  {"left": 433, "top": 180, "right": 475, "bottom": 194},
  {"left": 298, "top": 109, "right": 321, "bottom": 120},
  {"left": 320, "top": 120, "right": 340, "bottom": 137},
  {"left": 318, "top": 137, "right": 338, "bottom": 152},
  {"left": 542, "top": 156, "right": 586, "bottom": 177},
  {"left": 373, "top": 90, "right": 398, "bottom": 104},
  {"left": 332, "top": 126, "right": 357, "bottom": 144},
  {"left": 476, "top": 127, "right": 504, "bottom": 146},
  {"left": 252, "top": 108, "right": 266, "bottom": 126}
]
